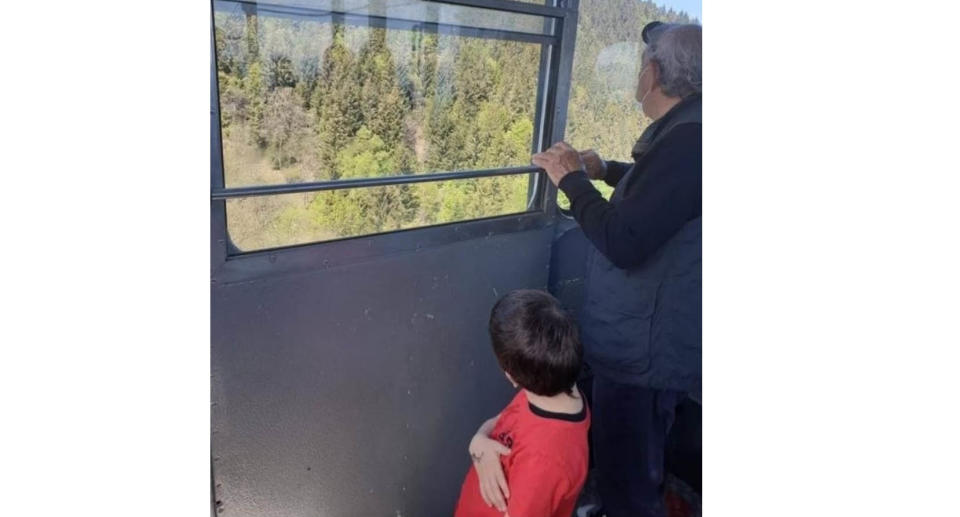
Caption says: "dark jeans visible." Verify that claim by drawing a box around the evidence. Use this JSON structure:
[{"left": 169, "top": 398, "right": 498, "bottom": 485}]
[{"left": 590, "top": 375, "right": 684, "bottom": 517}]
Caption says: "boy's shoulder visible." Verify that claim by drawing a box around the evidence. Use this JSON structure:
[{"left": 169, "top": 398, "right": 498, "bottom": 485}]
[{"left": 497, "top": 392, "right": 589, "bottom": 459}]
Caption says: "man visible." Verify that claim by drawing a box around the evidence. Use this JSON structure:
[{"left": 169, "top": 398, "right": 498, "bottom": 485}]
[{"left": 532, "top": 22, "right": 701, "bottom": 517}]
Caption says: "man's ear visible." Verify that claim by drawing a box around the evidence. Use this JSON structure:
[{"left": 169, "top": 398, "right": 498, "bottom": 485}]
[{"left": 648, "top": 60, "right": 662, "bottom": 91}]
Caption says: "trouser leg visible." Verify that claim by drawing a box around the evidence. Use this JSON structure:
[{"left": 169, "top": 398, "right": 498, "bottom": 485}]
[{"left": 592, "top": 375, "right": 681, "bottom": 517}]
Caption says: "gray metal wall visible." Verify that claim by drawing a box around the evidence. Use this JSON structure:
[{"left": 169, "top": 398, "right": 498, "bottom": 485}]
[{"left": 211, "top": 223, "right": 554, "bottom": 517}]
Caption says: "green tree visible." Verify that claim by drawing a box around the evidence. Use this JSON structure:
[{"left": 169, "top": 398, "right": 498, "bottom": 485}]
[
  {"left": 356, "top": 28, "right": 410, "bottom": 153},
  {"left": 310, "top": 25, "right": 361, "bottom": 178},
  {"left": 454, "top": 42, "right": 499, "bottom": 117},
  {"left": 405, "top": 31, "right": 438, "bottom": 110},
  {"left": 217, "top": 72, "right": 246, "bottom": 131},
  {"left": 435, "top": 175, "right": 527, "bottom": 225},
  {"left": 312, "top": 127, "right": 418, "bottom": 236},
  {"left": 425, "top": 96, "right": 464, "bottom": 171},
  {"left": 245, "top": 11, "right": 259, "bottom": 61},
  {"left": 243, "top": 60, "right": 266, "bottom": 145},
  {"left": 266, "top": 53, "right": 296, "bottom": 89}
]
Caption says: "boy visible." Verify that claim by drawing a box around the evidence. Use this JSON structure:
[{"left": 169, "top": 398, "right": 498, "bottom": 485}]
[{"left": 454, "top": 289, "right": 590, "bottom": 517}]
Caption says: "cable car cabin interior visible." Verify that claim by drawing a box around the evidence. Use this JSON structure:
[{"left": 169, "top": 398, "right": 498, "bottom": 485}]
[{"left": 210, "top": 1, "right": 701, "bottom": 516}]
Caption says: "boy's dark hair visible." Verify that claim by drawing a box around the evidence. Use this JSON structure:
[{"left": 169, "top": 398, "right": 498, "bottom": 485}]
[{"left": 489, "top": 289, "right": 582, "bottom": 397}]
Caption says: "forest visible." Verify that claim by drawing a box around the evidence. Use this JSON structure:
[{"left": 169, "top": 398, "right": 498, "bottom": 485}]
[{"left": 214, "top": 0, "right": 694, "bottom": 250}]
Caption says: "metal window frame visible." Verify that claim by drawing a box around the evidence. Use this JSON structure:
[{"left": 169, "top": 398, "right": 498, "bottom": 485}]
[
  {"left": 219, "top": 0, "right": 557, "bottom": 45},
  {"left": 211, "top": 0, "right": 578, "bottom": 284}
]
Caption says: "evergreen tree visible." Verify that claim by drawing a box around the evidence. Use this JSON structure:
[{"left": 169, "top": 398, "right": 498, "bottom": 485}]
[
  {"left": 356, "top": 28, "right": 409, "bottom": 154},
  {"left": 453, "top": 41, "right": 498, "bottom": 118},
  {"left": 217, "top": 71, "right": 247, "bottom": 133},
  {"left": 310, "top": 25, "right": 361, "bottom": 178},
  {"left": 406, "top": 30, "right": 438, "bottom": 110},
  {"left": 244, "top": 11, "right": 259, "bottom": 61},
  {"left": 266, "top": 53, "right": 296, "bottom": 89},
  {"left": 243, "top": 60, "right": 266, "bottom": 146},
  {"left": 294, "top": 58, "right": 319, "bottom": 109}
]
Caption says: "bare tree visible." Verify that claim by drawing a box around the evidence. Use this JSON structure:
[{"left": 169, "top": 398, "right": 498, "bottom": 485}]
[{"left": 260, "top": 87, "right": 312, "bottom": 169}]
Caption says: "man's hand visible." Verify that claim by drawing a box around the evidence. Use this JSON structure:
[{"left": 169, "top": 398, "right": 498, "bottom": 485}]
[
  {"left": 469, "top": 434, "right": 511, "bottom": 512},
  {"left": 579, "top": 149, "right": 607, "bottom": 180},
  {"left": 532, "top": 141, "right": 585, "bottom": 186}
]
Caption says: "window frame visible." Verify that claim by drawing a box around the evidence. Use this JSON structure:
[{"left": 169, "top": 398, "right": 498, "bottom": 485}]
[{"left": 211, "top": 0, "right": 579, "bottom": 283}]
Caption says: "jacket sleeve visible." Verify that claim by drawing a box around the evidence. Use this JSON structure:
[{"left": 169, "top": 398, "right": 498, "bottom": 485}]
[
  {"left": 603, "top": 160, "right": 632, "bottom": 187},
  {"left": 558, "top": 124, "right": 701, "bottom": 270}
]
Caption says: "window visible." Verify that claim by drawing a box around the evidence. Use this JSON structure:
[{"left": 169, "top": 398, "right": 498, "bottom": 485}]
[
  {"left": 225, "top": 174, "right": 532, "bottom": 250},
  {"left": 559, "top": 0, "right": 698, "bottom": 209},
  {"left": 213, "top": 0, "right": 562, "bottom": 252}
]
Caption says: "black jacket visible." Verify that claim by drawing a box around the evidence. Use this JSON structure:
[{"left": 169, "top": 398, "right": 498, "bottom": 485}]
[{"left": 558, "top": 94, "right": 701, "bottom": 393}]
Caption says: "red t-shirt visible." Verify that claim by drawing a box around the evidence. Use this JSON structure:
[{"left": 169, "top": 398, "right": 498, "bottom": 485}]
[{"left": 454, "top": 390, "right": 590, "bottom": 517}]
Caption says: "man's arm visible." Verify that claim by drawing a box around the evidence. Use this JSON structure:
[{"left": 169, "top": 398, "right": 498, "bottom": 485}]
[
  {"left": 474, "top": 414, "right": 498, "bottom": 438},
  {"left": 558, "top": 125, "right": 701, "bottom": 270},
  {"left": 603, "top": 160, "right": 632, "bottom": 187},
  {"left": 578, "top": 151, "right": 628, "bottom": 186},
  {"left": 468, "top": 414, "right": 511, "bottom": 511}
]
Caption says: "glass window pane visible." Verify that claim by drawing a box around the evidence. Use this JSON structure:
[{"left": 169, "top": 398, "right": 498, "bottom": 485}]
[
  {"left": 214, "top": 1, "right": 545, "bottom": 188},
  {"left": 559, "top": 0, "right": 699, "bottom": 208},
  {"left": 225, "top": 174, "right": 535, "bottom": 251}
]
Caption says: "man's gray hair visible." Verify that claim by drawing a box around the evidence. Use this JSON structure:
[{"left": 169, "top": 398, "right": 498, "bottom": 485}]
[{"left": 643, "top": 24, "right": 702, "bottom": 98}]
